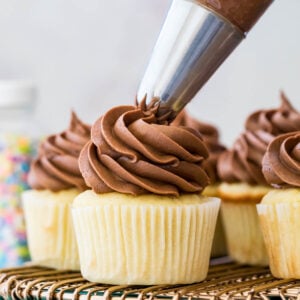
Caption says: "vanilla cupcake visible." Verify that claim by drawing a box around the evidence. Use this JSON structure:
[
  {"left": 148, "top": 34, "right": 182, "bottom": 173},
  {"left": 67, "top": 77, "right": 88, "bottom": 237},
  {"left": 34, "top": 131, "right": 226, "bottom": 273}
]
[
  {"left": 257, "top": 131, "right": 300, "bottom": 278},
  {"left": 22, "top": 112, "right": 90, "bottom": 270},
  {"left": 217, "top": 93, "right": 300, "bottom": 265},
  {"left": 172, "top": 110, "right": 227, "bottom": 257},
  {"left": 72, "top": 100, "right": 220, "bottom": 285}
]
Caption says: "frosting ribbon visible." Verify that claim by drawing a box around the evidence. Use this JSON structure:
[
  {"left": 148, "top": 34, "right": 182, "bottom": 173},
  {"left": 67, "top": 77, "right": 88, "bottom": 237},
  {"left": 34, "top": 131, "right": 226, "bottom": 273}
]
[
  {"left": 28, "top": 112, "right": 91, "bottom": 191},
  {"left": 79, "top": 102, "right": 210, "bottom": 196}
]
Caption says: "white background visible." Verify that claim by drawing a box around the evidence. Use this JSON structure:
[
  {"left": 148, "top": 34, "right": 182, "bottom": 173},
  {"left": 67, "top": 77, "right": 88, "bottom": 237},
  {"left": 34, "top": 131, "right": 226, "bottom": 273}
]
[{"left": 0, "top": 0, "right": 300, "bottom": 146}]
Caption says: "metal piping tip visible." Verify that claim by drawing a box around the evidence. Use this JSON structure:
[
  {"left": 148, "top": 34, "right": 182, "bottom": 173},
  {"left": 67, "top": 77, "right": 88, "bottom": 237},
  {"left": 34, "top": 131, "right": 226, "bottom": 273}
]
[{"left": 137, "top": 0, "right": 272, "bottom": 120}]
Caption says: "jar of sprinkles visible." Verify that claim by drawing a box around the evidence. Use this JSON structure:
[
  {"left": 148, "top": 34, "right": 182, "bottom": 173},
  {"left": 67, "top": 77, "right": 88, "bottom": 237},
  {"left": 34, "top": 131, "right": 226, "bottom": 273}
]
[{"left": 0, "top": 80, "right": 37, "bottom": 267}]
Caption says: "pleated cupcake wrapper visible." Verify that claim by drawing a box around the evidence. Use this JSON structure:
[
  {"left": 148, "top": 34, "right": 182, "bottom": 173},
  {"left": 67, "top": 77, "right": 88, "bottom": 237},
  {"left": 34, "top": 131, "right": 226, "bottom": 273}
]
[
  {"left": 221, "top": 202, "right": 269, "bottom": 266},
  {"left": 72, "top": 198, "right": 220, "bottom": 285},
  {"left": 210, "top": 213, "right": 227, "bottom": 258},
  {"left": 23, "top": 193, "right": 80, "bottom": 270},
  {"left": 202, "top": 185, "right": 227, "bottom": 258},
  {"left": 257, "top": 202, "right": 300, "bottom": 278}
]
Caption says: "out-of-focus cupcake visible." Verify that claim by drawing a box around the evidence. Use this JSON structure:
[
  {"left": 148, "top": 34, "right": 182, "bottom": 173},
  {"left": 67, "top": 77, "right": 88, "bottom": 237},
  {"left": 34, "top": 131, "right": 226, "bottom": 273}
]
[
  {"left": 72, "top": 100, "right": 220, "bottom": 285},
  {"left": 217, "top": 93, "right": 300, "bottom": 265},
  {"left": 22, "top": 112, "right": 90, "bottom": 270},
  {"left": 257, "top": 131, "right": 300, "bottom": 278},
  {"left": 172, "top": 110, "right": 227, "bottom": 257}
]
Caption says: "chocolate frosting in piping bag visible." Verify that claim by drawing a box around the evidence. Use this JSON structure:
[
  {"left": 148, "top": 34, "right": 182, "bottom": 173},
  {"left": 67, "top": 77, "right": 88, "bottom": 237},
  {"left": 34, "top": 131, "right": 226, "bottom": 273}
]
[
  {"left": 195, "top": 0, "right": 273, "bottom": 33},
  {"left": 28, "top": 111, "right": 91, "bottom": 191},
  {"left": 263, "top": 131, "right": 300, "bottom": 188},
  {"left": 79, "top": 101, "right": 210, "bottom": 196}
]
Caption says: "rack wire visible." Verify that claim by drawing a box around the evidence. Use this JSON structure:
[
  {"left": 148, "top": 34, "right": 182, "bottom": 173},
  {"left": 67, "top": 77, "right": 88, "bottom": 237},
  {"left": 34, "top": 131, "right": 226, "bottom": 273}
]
[{"left": 0, "top": 262, "right": 299, "bottom": 300}]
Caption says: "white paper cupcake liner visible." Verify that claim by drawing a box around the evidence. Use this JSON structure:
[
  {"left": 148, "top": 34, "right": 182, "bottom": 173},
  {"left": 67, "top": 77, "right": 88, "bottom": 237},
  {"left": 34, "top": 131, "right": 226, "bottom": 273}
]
[
  {"left": 222, "top": 202, "right": 268, "bottom": 266},
  {"left": 22, "top": 189, "right": 80, "bottom": 270},
  {"left": 203, "top": 184, "right": 227, "bottom": 258},
  {"left": 72, "top": 191, "right": 220, "bottom": 285},
  {"left": 257, "top": 200, "right": 300, "bottom": 278}
]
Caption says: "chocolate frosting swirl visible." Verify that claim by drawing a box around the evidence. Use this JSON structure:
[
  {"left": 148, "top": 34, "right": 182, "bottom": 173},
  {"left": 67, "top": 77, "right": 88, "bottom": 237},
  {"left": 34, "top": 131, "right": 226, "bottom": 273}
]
[
  {"left": 172, "top": 110, "right": 226, "bottom": 183},
  {"left": 79, "top": 101, "right": 210, "bottom": 196},
  {"left": 246, "top": 92, "right": 300, "bottom": 135},
  {"left": 262, "top": 131, "right": 300, "bottom": 188},
  {"left": 218, "top": 93, "right": 300, "bottom": 185},
  {"left": 28, "top": 112, "right": 91, "bottom": 191},
  {"left": 218, "top": 130, "right": 273, "bottom": 184}
]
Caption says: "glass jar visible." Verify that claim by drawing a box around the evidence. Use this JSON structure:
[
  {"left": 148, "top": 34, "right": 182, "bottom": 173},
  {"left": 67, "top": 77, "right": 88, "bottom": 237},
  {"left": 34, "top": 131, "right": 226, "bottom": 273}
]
[{"left": 0, "top": 80, "right": 38, "bottom": 267}]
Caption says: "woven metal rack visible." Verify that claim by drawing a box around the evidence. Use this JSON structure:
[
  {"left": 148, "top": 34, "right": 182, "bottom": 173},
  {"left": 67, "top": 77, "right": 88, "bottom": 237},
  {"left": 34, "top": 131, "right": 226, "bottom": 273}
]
[{"left": 0, "top": 261, "right": 299, "bottom": 300}]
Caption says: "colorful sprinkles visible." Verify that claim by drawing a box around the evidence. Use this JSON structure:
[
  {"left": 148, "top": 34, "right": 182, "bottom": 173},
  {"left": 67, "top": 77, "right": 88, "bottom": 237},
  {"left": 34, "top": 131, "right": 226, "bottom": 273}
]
[{"left": 0, "top": 133, "right": 36, "bottom": 267}]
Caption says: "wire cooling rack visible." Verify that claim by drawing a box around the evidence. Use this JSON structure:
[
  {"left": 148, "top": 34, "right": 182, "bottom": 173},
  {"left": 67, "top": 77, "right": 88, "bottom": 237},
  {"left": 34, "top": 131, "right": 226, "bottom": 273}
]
[{"left": 0, "top": 261, "right": 299, "bottom": 300}]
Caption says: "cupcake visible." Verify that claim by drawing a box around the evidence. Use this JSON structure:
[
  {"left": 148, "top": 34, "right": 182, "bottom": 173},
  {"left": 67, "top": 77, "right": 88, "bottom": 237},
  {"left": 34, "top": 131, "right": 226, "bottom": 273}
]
[
  {"left": 257, "top": 131, "right": 300, "bottom": 278},
  {"left": 172, "top": 110, "right": 227, "bottom": 257},
  {"left": 22, "top": 112, "right": 90, "bottom": 270},
  {"left": 217, "top": 93, "right": 300, "bottom": 265},
  {"left": 72, "top": 100, "right": 220, "bottom": 285}
]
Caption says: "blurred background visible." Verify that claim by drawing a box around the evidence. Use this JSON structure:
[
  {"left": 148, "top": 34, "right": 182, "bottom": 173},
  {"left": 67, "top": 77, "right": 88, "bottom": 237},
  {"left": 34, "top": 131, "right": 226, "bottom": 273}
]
[{"left": 0, "top": 0, "right": 300, "bottom": 146}]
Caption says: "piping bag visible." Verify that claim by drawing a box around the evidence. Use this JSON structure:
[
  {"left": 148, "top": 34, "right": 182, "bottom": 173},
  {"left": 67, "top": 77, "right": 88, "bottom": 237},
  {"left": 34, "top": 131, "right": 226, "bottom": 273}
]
[{"left": 137, "top": 0, "right": 273, "bottom": 120}]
